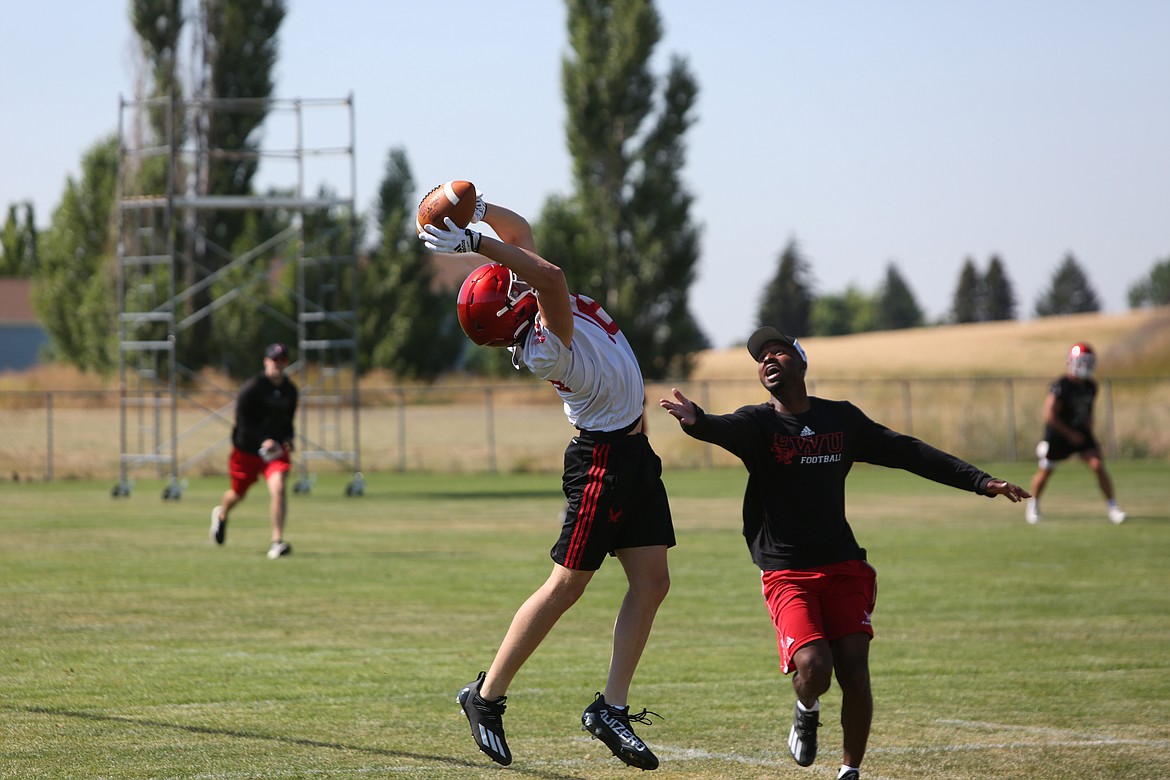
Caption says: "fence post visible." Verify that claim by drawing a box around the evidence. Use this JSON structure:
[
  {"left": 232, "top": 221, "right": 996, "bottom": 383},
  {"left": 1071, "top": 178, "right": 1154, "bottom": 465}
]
[
  {"left": 1004, "top": 378, "right": 1017, "bottom": 462},
  {"left": 396, "top": 389, "right": 407, "bottom": 473},
  {"left": 485, "top": 387, "right": 497, "bottom": 474},
  {"left": 699, "top": 380, "right": 712, "bottom": 468},
  {"left": 46, "top": 392, "right": 54, "bottom": 482},
  {"left": 1102, "top": 379, "right": 1117, "bottom": 458},
  {"left": 902, "top": 380, "right": 913, "bottom": 435}
]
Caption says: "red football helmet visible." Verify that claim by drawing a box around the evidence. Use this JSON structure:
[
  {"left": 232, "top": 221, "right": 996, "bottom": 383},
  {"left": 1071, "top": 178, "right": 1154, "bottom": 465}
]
[
  {"left": 457, "top": 263, "right": 539, "bottom": 347},
  {"left": 1067, "top": 342, "right": 1096, "bottom": 379}
]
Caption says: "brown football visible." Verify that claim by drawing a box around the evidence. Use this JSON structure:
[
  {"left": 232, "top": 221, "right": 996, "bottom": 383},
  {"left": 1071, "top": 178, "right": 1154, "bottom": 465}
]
[{"left": 416, "top": 180, "right": 477, "bottom": 234}]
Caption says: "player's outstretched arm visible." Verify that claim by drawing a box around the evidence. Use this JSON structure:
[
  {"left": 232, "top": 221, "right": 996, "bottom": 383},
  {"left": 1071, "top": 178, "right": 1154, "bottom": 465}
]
[
  {"left": 984, "top": 479, "right": 1031, "bottom": 502},
  {"left": 660, "top": 388, "right": 699, "bottom": 426},
  {"left": 420, "top": 207, "right": 573, "bottom": 344}
]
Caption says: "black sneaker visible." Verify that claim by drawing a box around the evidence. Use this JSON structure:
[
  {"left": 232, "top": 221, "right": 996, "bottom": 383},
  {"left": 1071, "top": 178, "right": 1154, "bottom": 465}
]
[
  {"left": 210, "top": 507, "right": 226, "bottom": 544},
  {"left": 787, "top": 700, "right": 820, "bottom": 767},
  {"left": 838, "top": 770, "right": 860, "bottom": 780},
  {"left": 456, "top": 672, "right": 511, "bottom": 766},
  {"left": 581, "top": 692, "right": 660, "bottom": 770}
]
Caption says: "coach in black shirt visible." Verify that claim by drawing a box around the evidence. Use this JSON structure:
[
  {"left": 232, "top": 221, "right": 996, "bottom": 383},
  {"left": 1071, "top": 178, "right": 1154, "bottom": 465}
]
[{"left": 660, "top": 327, "right": 1029, "bottom": 780}]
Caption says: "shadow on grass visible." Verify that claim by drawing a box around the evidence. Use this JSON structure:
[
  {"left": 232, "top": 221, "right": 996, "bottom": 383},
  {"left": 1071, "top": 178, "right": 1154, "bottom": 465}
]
[{"left": 10, "top": 704, "right": 587, "bottom": 779}]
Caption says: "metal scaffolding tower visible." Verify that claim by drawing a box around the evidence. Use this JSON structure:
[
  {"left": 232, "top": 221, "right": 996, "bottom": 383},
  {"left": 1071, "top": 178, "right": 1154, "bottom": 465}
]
[{"left": 114, "top": 94, "right": 363, "bottom": 499}]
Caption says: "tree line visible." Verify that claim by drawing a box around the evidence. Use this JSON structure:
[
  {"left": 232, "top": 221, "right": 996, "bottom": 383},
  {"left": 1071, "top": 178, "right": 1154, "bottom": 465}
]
[
  {"left": 756, "top": 241, "right": 1170, "bottom": 339},
  {"left": 2, "top": 0, "right": 1168, "bottom": 380}
]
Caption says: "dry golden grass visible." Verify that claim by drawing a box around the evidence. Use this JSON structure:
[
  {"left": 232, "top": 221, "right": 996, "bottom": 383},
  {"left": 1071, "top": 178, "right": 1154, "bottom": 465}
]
[
  {"left": 694, "top": 307, "right": 1170, "bottom": 380},
  {"left": 3, "top": 309, "right": 1168, "bottom": 480},
  {"left": 4, "top": 309, "right": 1165, "bottom": 394}
]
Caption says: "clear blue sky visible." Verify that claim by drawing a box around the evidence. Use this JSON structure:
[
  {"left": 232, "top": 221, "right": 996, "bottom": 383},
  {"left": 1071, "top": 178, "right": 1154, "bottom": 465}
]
[{"left": 3, "top": 1, "right": 1167, "bottom": 348}]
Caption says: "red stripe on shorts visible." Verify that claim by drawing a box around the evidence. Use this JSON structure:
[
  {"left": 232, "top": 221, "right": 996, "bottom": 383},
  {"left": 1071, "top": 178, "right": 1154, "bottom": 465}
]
[{"left": 565, "top": 442, "right": 610, "bottom": 568}]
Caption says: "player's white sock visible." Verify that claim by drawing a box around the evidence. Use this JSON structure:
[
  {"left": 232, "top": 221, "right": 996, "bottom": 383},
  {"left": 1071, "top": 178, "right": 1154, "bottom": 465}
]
[{"left": 797, "top": 699, "right": 819, "bottom": 713}]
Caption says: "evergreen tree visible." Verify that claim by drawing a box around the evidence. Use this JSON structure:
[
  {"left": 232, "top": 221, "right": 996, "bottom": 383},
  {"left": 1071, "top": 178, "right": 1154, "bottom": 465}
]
[
  {"left": 360, "top": 149, "right": 463, "bottom": 380},
  {"left": 355, "top": 150, "right": 465, "bottom": 381},
  {"left": 982, "top": 254, "right": 1017, "bottom": 321},
  {"left": 537, "top": 0, "right": 707, "bottom": 379},
  {"left": 951, "top": 256, "right": 982, "bottom": 323},
  {"left": 0, "top": 203, "right": 38, "bottom": 276},
  {"left": 757, "top": 238, "right": 813, "bottom": 336},
  {"left": 1034, "top": 253, "right": 1101, "bottom": 316},
  {"left": 873, "top": 263, "right": 924, "bottom": 330},
  {"left": 31, "top": 137, "right": 120, "bottom": 372},
  {"left": 1127, "top": 255, "right": 1170, "bottom": 308}
]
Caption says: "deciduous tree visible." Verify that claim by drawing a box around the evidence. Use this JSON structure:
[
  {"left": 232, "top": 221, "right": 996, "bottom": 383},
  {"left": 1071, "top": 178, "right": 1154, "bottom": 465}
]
[
  {"left": 1127, "top": 255, "right": 1170, "bottom": 308},
  {"left": 31, "top": 137, "right": 120, "bottom": 372},
  {"left": 538, "top": 0, "right": 707, "bottom": 378}
]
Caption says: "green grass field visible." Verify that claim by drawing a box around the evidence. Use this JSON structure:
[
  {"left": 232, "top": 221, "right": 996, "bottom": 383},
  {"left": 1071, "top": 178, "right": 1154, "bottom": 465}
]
[{"left": 2, "top": 461, "right": 1168, "bottom": 779}]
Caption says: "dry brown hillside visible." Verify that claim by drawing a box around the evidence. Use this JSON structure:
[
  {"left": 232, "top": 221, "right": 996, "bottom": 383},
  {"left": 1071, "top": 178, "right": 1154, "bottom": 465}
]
[
  {"left": 694, "top": 307, "right": 1170, "bottom": 380},
  {"left": 3, "top": 308, "right": 1168, "bottom": 393}
]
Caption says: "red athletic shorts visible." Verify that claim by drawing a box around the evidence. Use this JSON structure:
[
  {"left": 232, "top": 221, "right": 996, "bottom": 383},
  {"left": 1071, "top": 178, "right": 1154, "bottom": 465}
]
[
  {"left": 761, "top": 559, "right": 877, "bottom": 674},
  {"left": 228, "top": 446, "right": 291, "bottom": 497}
]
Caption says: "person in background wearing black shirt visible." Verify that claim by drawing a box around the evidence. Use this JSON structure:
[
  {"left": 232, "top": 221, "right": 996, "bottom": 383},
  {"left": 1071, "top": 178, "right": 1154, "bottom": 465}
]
[
  {"left": 210, "top": 342, "right": 299, "bottom": 560},
  {"left": 1024, "top": 342, "right": 1126, "bottom": 525},
  {"left": 659, "top": 327, "right": 1029, "bottom": 780}
]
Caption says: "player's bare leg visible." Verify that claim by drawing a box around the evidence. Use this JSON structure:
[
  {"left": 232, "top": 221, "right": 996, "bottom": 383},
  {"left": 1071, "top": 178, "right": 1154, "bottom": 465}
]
[
  {"left": 789, "top": 640, "right": 833, "bottom": 766},
  {"left": 1082, "top": 452, "right": 1115, "bottom": 499},
  {"left": 580, "top": 544, "right": 669, "bottom": 770},
  {"left": 605, "top": 544, "right": 670, "bottom": 704},
  {"left": 265, "top": 469, "right": 288, "bottom": 543},
  {"left": 481, "top": 564, "right": 594, "bottom": 699},
  {"left": 832, "top": 632, "right": 873, "bottom": 769}
]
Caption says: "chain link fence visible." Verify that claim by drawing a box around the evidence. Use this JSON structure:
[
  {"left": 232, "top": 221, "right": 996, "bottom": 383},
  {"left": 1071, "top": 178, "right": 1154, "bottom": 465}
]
[{"left": 2, "top": 376, "right": 1167, "bottom": 483}]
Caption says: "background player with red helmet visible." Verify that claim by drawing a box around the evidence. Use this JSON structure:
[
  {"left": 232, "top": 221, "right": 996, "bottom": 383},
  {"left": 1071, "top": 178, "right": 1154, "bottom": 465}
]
[
  {"left": 1025, "top": 342, "right": 1127, "bottom": 524},
  {"left": 420, "top": 192, "right": 674, "bottom": 770}
]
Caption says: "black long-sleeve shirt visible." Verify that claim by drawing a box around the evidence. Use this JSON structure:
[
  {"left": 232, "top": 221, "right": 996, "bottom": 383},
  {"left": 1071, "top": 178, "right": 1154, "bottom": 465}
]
[
  {"left": 231, "top": 374, "right": 298, "bottom": 453},
  {"left": 683, "top": 397, "right": 994, "bottom": 570}
]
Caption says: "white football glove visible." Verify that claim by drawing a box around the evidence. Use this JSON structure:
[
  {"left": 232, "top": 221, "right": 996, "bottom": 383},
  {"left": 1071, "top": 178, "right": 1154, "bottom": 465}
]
[
  {"left": 420, "top": 217, "right": 482, "bottom": 254},
  {"left": 471, "top": 192, "right": 487, "bottom": 224}
]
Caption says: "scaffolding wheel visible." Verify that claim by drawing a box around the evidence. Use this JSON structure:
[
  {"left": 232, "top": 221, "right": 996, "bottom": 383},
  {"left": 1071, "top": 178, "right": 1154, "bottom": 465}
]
[
  {"left": 111, "top": 481, "right": 133, "bottom": 498},
  {"left": 293, "top": 476, "right": 314, "bottom": 495},
  {"left": 162, "top": 481, "right": 184, "bottom": 501},
  {"left": 345, "top": 472, "right": 365, "bottom": 497}
]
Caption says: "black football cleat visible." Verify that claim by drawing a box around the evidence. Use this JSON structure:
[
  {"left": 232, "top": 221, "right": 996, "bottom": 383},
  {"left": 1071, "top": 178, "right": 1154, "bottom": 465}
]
[
  {"left": 787, "top": 700, "right": 821, "bottom": 767},
  {"left": 456, "top": 672, "right": 511, "bottom": 766},
  {"left": 581, "top": 692, "right": 660, "bottom": 770}
]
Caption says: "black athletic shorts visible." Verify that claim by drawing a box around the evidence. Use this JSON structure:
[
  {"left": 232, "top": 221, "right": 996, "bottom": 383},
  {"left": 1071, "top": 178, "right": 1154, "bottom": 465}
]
[
  {"left": 551, "top": 431, "right": 675, "bottom": 571},
  {"left": 1040, "top": 430, "right": 1100, "bottom": 463}
]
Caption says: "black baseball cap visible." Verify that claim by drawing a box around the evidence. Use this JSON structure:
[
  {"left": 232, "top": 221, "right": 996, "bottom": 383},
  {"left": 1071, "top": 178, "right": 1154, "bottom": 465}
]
[
  {"left": 746, "top": 327, "right": 808, "bottom": 365},
  {"left": 265, "top": 342, "right": 290, "bottom": 362}
]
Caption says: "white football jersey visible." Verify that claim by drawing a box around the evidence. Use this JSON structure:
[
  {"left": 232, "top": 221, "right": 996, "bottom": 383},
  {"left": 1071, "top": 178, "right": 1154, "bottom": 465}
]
[{"left": 511, "top": 294, "right": 644, "bottom": 432}]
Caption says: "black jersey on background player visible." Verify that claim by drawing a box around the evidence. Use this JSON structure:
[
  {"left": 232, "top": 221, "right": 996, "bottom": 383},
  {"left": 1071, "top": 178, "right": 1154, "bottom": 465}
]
[
  {"left": 1026, "top": 342, "right": 1126, "bottom": 525},
  {"left": 231, "top": 370, "right": 298, "bottom": 453}
]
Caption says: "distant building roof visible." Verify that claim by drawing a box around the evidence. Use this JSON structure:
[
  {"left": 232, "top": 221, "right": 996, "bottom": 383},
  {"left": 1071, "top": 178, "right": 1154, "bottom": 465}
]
[{"left": 0, "top": 277, "right": 37, "bottom": 324}]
